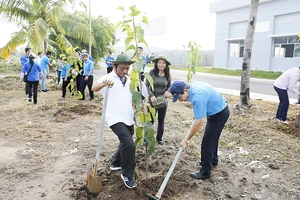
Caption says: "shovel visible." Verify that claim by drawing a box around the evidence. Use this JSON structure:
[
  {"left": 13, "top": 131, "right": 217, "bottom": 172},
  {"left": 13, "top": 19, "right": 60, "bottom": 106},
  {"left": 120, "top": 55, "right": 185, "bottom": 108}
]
[
  {"left": 146, "top": 120, "right": 195, "bottom": 200},
  {"left": 86, "top": 86, "right": 109, "bottom": 195}
]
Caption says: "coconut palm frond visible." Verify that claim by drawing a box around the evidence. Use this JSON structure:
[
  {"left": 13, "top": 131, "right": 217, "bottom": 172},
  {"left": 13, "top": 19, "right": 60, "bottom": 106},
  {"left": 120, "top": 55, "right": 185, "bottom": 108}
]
[
  {"left": 60, "top": 18, "right": 92, "bottom": 44},
  {"left": 0, "top": 0, "right": 32, "bottom": 22},
  {"left": 48, "top": 39, "right": 61, "bottom": 51},
  {"left": 0, "top": 30, "right": 26, "bottom": 59},
  {"left": 56, "top": 33, "right": 72, "bottom": 50},
  {"left": 46, "top": 0, "right": 65, "bottom": 24},
  {"left": 27, "top": 18, "right": 48, "bottom": 51}
]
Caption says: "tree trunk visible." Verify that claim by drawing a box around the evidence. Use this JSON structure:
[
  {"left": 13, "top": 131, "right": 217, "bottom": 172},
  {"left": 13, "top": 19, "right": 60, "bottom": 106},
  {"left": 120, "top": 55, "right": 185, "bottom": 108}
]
[
  {"left": 43, "top": 40, "right": 47, "bottom": 54},
  {"left": 239, "top": 0, "right": 259, "bottom": 106}
]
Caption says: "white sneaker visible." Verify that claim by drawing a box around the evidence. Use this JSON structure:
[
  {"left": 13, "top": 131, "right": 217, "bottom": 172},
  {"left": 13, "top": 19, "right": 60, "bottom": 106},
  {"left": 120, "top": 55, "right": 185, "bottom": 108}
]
[{"left": 280, "top": 120, "right": 289, "bottom": 124}]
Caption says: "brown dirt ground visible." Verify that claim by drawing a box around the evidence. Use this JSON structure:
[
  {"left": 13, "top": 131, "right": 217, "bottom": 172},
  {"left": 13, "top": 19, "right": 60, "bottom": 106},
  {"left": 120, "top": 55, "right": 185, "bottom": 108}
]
[{"left": 0, "top": 76, "right": 299, "bottom": 200}]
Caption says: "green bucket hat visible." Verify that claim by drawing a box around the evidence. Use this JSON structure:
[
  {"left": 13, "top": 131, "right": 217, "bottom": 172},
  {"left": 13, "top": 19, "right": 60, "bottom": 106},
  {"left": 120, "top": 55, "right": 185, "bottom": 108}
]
[
  {"left": 111, "top": 54, "right": 134, "bottom": 65},
  {"left": 152, "top": 54, "right": 171, "bottom": 65}
]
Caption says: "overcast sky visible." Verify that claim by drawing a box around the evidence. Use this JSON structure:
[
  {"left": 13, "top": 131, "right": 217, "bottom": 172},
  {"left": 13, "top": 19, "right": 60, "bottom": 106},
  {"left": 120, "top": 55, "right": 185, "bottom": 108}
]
[{"left": 0, "top": 0, "right": 216, "bottom": 50}]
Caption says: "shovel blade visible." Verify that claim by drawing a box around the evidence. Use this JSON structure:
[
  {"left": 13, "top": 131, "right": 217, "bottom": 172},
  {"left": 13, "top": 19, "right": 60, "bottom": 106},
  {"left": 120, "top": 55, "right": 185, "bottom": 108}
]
[
  {"left": 145, "top": 193, "right": 160, "bottom": 200},
  {"left": 86, "top": 172, "right": 103, "bottom": 196},
  {"left": 296, "top": 114, "right": 300, "bottom": 128}
]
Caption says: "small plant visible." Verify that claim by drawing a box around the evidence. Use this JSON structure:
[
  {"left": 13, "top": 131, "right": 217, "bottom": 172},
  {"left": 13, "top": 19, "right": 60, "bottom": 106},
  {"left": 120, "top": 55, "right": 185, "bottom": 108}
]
[
  {"left": 60, "top": 46, "right": 83, "bottom": 102},
  {"left": 117, "top": 5, "right": 155, "bottom": 178},
  {"left": 186, "top": 40, "right": 202, "bottom": 83}
]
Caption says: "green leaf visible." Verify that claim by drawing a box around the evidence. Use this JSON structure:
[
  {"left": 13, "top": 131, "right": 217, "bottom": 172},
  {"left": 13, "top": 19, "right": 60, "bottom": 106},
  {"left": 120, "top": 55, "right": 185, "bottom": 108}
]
[
  {"left": 147, "top": 104, "right": 156, "bottom": 121},
  {"left": 140, "top": 113, "right": 151, "bottom": 123},
  {"left": 142, "top": 16, "right": 149, "bottom": 25},
  {"left": 125, "top": 37, "right": 133, "bottom": 48},
  {"left": 133, "top": 92, "right": 141, "bottom": 111},
  {"left": 137, "top": 29, "right": 144, "bottom": 41},
  {"left": 138, "top": 38, "right": 148, "bottom": 47},
  {"left": 117, "top": 6, "right": 124, "bottom": 11},
  {"left": 116, "top": 21, "right": 122, "bottom": 28},
  {"left": 134, "top": 126, "right": 144, "bottom": 148},
  {"left": 126, "top": 44, "right": 136, "bottom": 52},
  {"left": 144, "top": 72, "right": 153, "bottom": 90},
  {"left": 148, "top": 139, "right": 156, "bottom": 156},
  {"left": 132, "top": 59, "right": 144, "bottom": 72},
  {"left": 130, "top": 80, "right": 138, "bottom": 93},
  {"left": 130, "top": 69, "right": 139, "bottom": 81}
]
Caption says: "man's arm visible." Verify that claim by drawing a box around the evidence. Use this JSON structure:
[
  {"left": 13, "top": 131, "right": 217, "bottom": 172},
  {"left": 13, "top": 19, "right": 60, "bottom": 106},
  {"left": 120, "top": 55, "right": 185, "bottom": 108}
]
[
  {"left": 92, "top": 78, "right": 114, "bottom": 92},
  {"left": 180, "top": 118, "right": 203, "bottom": 149}
]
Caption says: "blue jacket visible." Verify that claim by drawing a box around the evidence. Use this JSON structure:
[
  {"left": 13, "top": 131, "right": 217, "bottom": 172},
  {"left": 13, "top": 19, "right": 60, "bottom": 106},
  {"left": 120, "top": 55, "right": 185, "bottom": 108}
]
[
  {"left": 106, "top": 56, "right": 114, "bottom": 67},
  {"left": 22, "top": 62, "right": 41, "bottom": 81}
]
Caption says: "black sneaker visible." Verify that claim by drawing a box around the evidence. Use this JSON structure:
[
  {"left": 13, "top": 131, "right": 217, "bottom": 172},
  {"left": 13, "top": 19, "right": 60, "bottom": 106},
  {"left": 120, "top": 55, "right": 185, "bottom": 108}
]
[
  {"left": 28, "top": 98, "right": 32, "bottom": 102},
  {"left": 110, "top": 165, "right": 121, "bottom": 171},
  {"left": 189, "top": 171, "right": 211, "bottom": 180},
  {"left": 121, "top": 174, "right": 136, "bottom": 189}
]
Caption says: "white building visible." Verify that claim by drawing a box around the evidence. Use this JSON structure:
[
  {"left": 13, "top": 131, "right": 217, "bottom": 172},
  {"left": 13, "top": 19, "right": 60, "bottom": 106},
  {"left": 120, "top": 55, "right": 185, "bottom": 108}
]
[{"left": 210, "top": 0, "right": 300, "bottom": 72}]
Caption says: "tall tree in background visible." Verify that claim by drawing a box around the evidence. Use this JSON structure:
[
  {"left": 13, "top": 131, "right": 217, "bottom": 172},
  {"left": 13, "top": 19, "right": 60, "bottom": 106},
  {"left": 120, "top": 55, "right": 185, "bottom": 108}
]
[
  {"left": 239, "top": 0, "right": 259, "bottom": 107},
  {"left": 0, "top": 0, "right": 90, "bottom": 59},
  {"left": 66, "top": 12, "right": 116, "bottom": 62}
]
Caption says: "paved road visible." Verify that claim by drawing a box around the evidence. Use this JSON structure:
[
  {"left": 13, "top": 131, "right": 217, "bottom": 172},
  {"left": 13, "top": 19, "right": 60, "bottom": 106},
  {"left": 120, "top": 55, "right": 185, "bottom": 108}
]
[{"left": 94, "top": 67, "right": 298, "bottom": 103}]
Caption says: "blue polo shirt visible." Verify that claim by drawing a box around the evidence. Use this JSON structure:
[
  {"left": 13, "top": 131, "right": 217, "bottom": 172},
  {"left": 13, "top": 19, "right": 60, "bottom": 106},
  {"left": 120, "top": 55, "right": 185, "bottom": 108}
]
[
  {"left": 83, "top": 59, "right": 94, "bottom": 76},
  {"left": 20, "top": 55, "right": 29, "bottom": 68},
  {"left": 106, "top": 56, "right": 114, "bottom": 67},
  {"left": 142, "top": 55, "right": 147, "bottom": 71},
  {"left": 61, "top": 63, "right": 70, "bottom": 78},
  {"left": 40, "top": 55, "right": 50, "bottom": 71},
  {"left": 188, "top": 82, "right": 227, "bottom": 119},
  {"left": 22, "top": 62, "right": 41, "bottom": 81}
]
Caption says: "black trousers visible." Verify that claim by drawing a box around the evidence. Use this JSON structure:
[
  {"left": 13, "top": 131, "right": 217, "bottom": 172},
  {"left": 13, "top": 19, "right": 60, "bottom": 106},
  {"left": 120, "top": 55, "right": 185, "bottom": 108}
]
[
  {"left": 107, "top": 67, "right": 113, "bottom": 74},
  {"left": 200, "top": 106, "right": 230, "bottom": 175},
  {"left": 76, "top": 74, "right": 82, "bottom": 92},
  {"left": 25, "top": 82, "right": 30, "bottom": 95},
  {"left": 62, "top": 77, "right": 71, "bottom": 98},
  {"left": 80, "top": 76, "right": 94, "bottom": 100},
  {"left": 27, "top": 81, "right": 39, "bottom": 104},
  {"left": 110, "top": 123, "right": 135, "bottom": 178},
  {"left": 150, "top": 106, "right": 167, "bottom": 141}
]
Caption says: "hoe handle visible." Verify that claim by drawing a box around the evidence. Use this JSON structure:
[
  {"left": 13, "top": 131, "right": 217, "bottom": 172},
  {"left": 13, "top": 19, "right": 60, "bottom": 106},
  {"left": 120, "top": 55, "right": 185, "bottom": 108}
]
[
  {"left": 155, "top": 120, "right": 195, "bottom": 199},
  {"left": 96, "top": 87, "right": 109, "bottom": 161}
]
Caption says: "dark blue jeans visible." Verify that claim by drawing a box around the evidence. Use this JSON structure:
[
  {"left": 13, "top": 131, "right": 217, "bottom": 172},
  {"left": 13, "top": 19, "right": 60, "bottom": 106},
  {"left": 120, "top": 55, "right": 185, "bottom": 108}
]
[
  {"left": 110, "top": 123, "right": 135, "bottom": 179},
  {"left": 200, "top": 106, "right": 230, "bottom": 175},
  {"left": 57, "top": 70, "right": 61, "bottom": 84},
  {"left": 274, "top": 86, "right": 289, "bottom": 121},
  {"left": 27, "top": 81, "right": 39, "bottom": 104}
]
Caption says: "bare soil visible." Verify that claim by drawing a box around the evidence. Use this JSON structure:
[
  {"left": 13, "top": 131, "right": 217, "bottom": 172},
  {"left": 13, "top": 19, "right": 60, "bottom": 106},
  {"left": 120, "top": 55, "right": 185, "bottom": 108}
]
[{"left": 0, "top": 76, "right": 299, "bottom": 200}]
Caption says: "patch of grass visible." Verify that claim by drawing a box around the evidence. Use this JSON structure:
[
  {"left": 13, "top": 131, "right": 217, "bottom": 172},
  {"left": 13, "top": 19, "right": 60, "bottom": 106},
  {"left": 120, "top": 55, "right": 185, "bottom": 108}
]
[{"left": 146, "top": 64, "right": 283, "bottom": 80}]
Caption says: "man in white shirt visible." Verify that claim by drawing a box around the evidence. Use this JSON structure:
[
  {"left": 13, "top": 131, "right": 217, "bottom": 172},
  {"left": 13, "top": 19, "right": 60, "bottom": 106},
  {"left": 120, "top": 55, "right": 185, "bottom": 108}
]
[
  {"left": 92, "top": 54, "right": 137, "bottom": 189},
  {"left": 273, "top": 67, "right": 300, "bottom": 124}
]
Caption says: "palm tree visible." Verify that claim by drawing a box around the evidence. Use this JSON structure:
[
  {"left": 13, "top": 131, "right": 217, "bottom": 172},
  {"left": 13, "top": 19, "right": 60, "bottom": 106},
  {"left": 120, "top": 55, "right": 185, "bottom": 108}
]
[
  {"left": 0, "top": 0, "right": 91, "bottom": 59},
  {"left": 239, "top": 0, "right": 259, "bottom": 107}
]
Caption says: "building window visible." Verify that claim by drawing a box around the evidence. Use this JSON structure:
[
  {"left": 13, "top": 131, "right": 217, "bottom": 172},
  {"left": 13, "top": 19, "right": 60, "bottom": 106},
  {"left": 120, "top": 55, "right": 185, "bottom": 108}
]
[
  {"left": 229, "top": 40, "right": 244, "bottom": 57},
  {"left": 273, "top": 36, "right": 300, "bottom": 58},
  {"left": 275, "top": 11, "right": 300, "bottom": 23},
  {"left": 230, "top": 21, "right": 247, "bottom": 29}
]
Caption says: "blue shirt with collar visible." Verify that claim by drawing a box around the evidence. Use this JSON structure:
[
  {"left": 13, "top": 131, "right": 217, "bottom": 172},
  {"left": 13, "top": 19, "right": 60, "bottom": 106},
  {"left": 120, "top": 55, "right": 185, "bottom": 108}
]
[
  {"left": 40, "top": 55, "right": 50, "bottom": 71},
  {"left": 106, "top": 56, "right": 114, "bottom": 67},
  {"left": 22, "top": 62, "right": 41, "bottom": 81},
  {"left": 142, "top": 55, "right": 147, "bottom": 71},
  {"left": 20, "top": 55, "right": 29, "bottom": 68},
  {"left": 83, "top": 59, "right": 94, "bottom": 76},
  {"left": 61, "top": 63, "right": 70, "bottom": 78},
  {"left": 188, "top": 82, "right": 227, "bottom": 119}
]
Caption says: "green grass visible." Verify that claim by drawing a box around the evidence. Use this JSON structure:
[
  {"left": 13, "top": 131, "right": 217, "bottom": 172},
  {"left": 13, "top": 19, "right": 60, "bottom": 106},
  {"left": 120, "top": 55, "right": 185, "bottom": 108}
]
[{"left": 146, "top": 64, "right": 283, "bottom": 80}]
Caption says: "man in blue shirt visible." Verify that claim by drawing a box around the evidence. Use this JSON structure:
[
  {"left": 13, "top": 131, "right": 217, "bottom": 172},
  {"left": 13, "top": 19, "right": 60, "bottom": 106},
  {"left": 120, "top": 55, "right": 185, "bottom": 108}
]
[
  {"left": 79, "top": 53, "right": 94, "bottom": 100},
  {"left": 39, "top": 51, "right": 53, "bottom": 92},
  {"left": 82, "top": 49, "right": 94, "bottom": 61},
  {"left": 20, "top": 47, "right": 31, "bottom": 95},
  {"left": 137, "top": 47, "right": 147, "bottom": 81},
  {"left": 170, "top": 81, "right": 230, "bottom": 180},
  {"left": 105, "top": 51, "right": 114, "bottom": 74}
]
